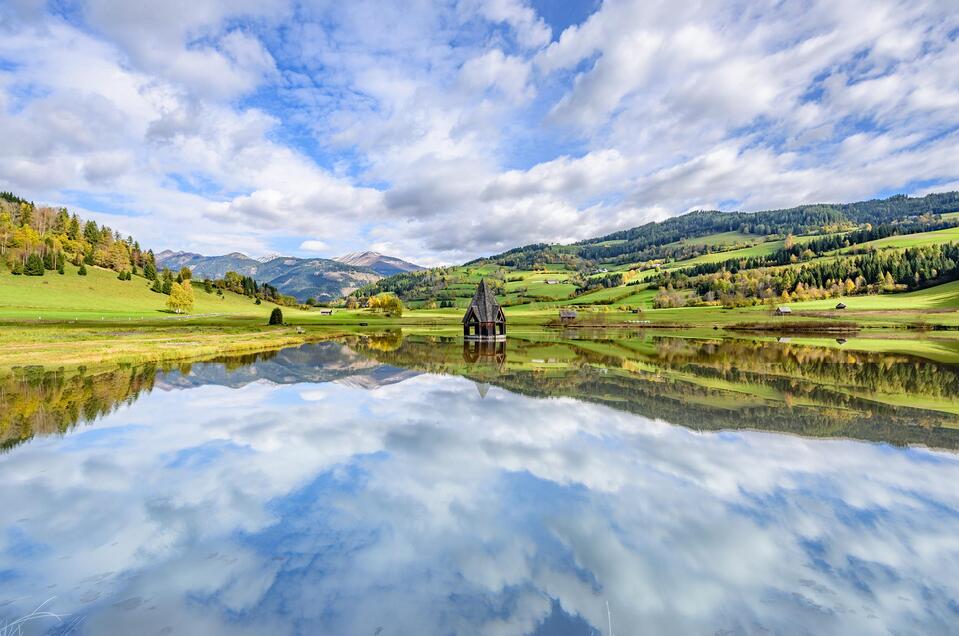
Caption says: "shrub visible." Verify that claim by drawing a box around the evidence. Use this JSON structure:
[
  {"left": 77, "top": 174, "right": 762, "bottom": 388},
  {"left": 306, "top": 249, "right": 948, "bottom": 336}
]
[{"left": 269, "top": 307, "right": 284, "bottom": 325}]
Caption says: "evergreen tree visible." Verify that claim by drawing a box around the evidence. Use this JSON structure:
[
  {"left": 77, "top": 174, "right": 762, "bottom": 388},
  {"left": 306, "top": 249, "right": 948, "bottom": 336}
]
[
  {"left": 67, "top": 215, "right": 81, "bottom": 240},
  {"left": 269, "top": 307, "right": 284, "bottom": 325},
  {"left": 162, "top": 279, "right": 172, "bottom": 295},
  {"left": 150, "top": 279, "right": 163, "bottom": 293},
  {"left": 78, "top": 263, "right": 87, "bottom": 276},
  {"left": 25, "top": 253, "right": 45, "bottom": 276},
  {"left": 83, "top": 220, "right": 100, "bottom": 245}
]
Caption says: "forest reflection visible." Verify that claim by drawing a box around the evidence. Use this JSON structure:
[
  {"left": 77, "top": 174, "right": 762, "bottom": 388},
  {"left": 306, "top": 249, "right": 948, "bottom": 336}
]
[{"left": 3, "top": 331, "right": 958, "bottom": 451}]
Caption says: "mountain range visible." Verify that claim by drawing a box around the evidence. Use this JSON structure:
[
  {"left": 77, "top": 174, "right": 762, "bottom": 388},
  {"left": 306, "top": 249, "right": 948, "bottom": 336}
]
[{"left": 155, "top": 250, "right": 422, "bottom": 301}]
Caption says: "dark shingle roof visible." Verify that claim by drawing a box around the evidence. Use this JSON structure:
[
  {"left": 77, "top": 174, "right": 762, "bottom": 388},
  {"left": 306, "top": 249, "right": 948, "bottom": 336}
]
[{"left": 463, "top": 279, "right": 503, "bottom": 323}]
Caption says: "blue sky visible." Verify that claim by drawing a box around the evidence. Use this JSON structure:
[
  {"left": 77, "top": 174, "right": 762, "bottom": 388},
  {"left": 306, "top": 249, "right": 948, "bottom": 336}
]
[{"left": 1, "top": 0, "right": 958, "bottom": 264}]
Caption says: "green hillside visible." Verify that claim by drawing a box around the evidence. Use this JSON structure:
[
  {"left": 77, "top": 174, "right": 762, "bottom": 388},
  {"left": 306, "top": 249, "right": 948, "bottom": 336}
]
[
  {"left": 354, "top": 192, "right": 959, "bottom": 322},
  {"left": 0, "top": 263, "right": 284, "bottom": 320}
]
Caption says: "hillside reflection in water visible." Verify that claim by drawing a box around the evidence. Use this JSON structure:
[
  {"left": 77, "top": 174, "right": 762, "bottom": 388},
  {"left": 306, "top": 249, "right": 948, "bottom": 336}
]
[{"left": 1, "top": 334, "right": 958, "bottom": 634}]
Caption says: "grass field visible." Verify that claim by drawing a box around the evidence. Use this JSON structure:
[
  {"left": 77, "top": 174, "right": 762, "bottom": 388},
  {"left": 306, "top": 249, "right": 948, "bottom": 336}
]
[
  {"left": 666, "top": 239, "right": 785, "bottom": 268},
  {"left": 837, "top": 225, "right": 959, "bottom": 252},
  {"left": 784, "top": 279, "right": 959, "bottom": 311},
  {"left": 0, "top": 263, "right": 282, "bottom": 320},
  {"left": 676, "top": 230, "right": 757, "bottom": 247}
]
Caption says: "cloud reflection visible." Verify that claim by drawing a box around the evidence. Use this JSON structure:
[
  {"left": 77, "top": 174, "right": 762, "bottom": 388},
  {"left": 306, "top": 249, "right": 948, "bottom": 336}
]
[{"left": 1, "top": 364, "right": 958, "bottom": 634}]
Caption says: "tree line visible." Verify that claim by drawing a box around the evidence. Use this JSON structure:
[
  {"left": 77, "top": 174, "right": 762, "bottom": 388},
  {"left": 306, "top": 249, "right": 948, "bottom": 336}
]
[
  {"left": 653, "top": 243, "right": 959, "bottom": 307},
  {"left": 1, "top": 191, "right": 157, "bottom": 280}
]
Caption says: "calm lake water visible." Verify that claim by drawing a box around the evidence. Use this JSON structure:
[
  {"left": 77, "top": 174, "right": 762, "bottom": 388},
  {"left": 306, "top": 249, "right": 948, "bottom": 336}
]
[{"left": 2, "top": 333, "right": 959, "bottom": 634}]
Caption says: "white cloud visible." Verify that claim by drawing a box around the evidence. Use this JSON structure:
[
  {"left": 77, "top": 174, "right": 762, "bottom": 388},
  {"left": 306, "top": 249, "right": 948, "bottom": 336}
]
[
  {"left": 298, "top": 239, "right": 328, "bottom": 252},
  {"left": 0, "top": 0, "right": 958, "bottom": 263}
]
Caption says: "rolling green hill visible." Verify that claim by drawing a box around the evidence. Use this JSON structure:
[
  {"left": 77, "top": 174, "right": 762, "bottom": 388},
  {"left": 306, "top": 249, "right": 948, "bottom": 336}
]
[
  {"left": 0, "top": 263, "right": 285, "bottom": 320},
  {"left": 354, "top": 192, "right": 959, "bottom": 320}
]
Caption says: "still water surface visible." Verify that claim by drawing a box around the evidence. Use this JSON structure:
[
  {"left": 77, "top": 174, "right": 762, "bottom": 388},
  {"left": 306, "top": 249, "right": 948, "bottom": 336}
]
[{"left": 2, "top": 334, "right": 959, "bottom": 634}]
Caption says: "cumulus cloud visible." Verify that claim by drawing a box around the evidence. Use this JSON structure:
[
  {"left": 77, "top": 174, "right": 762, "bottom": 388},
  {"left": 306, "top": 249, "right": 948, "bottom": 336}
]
[
  {"left": 298, "top": 239, "right": 328, "bottom": 252},
  {"left": 0, "top": 0, "right": 958, "bottom": 262}
]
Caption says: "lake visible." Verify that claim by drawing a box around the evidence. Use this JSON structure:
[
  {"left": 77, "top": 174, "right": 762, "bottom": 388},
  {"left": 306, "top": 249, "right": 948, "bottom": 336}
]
[{"left": 2, "top": 333, "right": 959, "bottom": 634}]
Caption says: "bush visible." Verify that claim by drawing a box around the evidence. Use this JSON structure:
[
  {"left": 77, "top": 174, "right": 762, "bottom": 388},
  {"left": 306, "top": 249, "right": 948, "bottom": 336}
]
[
  {"left": 269, "top": 307, "right": 284, "bottom": 325},
  {"left": 78, "top": 263, "right": 87, "bottom": 276}
]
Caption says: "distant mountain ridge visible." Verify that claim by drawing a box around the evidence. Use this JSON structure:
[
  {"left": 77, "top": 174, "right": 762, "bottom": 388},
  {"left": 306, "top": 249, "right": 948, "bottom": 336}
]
[
  {"left": 333, "top": 251, "right": 424, "bottom": 276},
  {"left": 155, "top": 250, "right": 383, "bottom": 301}
]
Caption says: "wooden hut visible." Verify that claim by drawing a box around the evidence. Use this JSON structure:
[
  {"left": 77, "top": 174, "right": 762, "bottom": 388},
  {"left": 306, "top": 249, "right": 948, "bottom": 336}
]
[
  {"left": 835, "top": 302, "right": 847, "bottom": 310},
  {"left": 463, "top": 279, "right": 506, "bottom": 340},
  {"left": 775, "top": 306, "right": 792, "bottom": 315},
  {"left": 559, "top": 309, "right": 578, "bottom": 321}
]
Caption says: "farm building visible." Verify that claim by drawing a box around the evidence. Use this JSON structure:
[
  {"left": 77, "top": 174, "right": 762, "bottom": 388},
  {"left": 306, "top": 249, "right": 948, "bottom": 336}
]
[
  {"left": 776, "top": 306, "right": 793, "bottom": 315},
  {"left": 559, "top": 309, "right": 578, "bottom": 321},
  {"left": 835, "top": 302, "right": 847, "bottom": 310},
  {"left": 463, "top": 279, "right": 506, "bottom": 340}
]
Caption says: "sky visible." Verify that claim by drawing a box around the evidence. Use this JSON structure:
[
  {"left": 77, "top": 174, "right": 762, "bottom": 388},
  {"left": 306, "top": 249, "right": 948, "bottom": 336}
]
[{"left": 0, "top": 0, "right": 958, "bottom": 265}]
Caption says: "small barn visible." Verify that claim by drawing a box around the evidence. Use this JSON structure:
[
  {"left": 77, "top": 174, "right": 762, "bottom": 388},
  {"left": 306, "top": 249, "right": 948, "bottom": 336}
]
[
  {"left": 559, "top": 309, "right": 578, "bottom": 321},
  {"left": 463, "top": 279, "right": 506, "bottom": 340},
  {"left": 835, "top": 302, "right": 847, "bottom": 310},
  {"left": 320, "top": 309, "right": 334, "bottom": 315},
  {"left": 776, "top": 306, "right": 793, "bottom": 315}
]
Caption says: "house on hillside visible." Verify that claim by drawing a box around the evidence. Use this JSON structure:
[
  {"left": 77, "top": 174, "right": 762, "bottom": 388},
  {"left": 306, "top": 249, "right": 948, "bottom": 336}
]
[
  {"left": 776, "top": 306, "right": 793, "bottom": 315},
  {"left": 559, "top": 309, "right": 578, "bottom": 321},
  {"left": 463, "top": 279, "right": 506, "bottom": 340},
  {"left": 545, "top": 279, "right": 560, "bottom": 285}
]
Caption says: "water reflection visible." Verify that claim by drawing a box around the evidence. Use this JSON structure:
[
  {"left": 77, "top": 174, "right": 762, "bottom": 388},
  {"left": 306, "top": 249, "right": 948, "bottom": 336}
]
[
  {"left": 1, "top": 337, "right": 958, "bottom": 633},
  {"left": 4, "top": 333, "right": 959, "bottom": 451}
]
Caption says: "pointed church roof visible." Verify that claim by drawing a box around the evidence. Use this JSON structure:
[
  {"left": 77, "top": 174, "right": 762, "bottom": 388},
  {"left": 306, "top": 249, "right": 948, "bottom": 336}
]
[
  {"left": 474, "top": 381, "right": 491, "bottom": 399},
  {"left": 462, "top": 279, "right": 504, "bottom": 323}
]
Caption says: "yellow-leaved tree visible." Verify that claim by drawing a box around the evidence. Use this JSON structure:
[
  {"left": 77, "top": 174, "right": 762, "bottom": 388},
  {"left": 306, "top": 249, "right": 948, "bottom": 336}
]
[{"left": 167, "top": 281, "right": 195, "bottom": 314}]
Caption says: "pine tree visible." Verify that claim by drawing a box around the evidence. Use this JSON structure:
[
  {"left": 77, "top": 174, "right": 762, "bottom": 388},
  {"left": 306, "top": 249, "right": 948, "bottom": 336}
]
[
  {"left": 151, "top": 279, "right": 163, "bottom": 293},
  {"left": 78, "top": 263, "right": 87, "bottom": 276},
  {"left": 25, "top": 253, "right": 45, "bottom": 276},
  {"left": 269, "top": 307, "right": 284, "bottom": 325}
]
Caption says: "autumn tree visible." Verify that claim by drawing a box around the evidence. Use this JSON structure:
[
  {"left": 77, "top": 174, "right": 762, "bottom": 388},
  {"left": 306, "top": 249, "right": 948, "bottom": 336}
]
[{"left": 166, "top": 281, "right": 194, "bottom": 314}]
